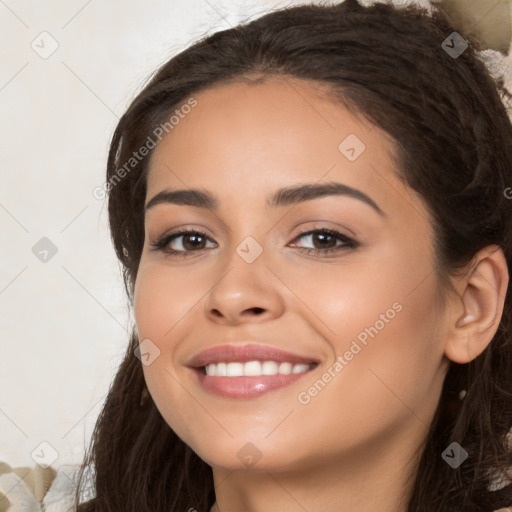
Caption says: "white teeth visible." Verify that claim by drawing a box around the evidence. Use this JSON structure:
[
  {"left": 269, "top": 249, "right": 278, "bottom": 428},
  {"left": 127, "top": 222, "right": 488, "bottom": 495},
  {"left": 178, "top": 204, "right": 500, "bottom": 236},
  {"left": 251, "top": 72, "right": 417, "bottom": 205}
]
[
  {"left": 278, "top": 362, "right": 293, "bottom": 375},
  {"left": 292, "top": 363, "right": 310, "bottom": 374},
  {"left": 262, "top": 361, "right": 279, "bottom": 375},
  {"left": 204, "top": 360, "right": 312, "bottom": 377},
  {"left": 226, "top": 362, "right": 244, "bottom": 377},
  {"left": 244, "top": 361, "right": 262, "bottom": 376}
]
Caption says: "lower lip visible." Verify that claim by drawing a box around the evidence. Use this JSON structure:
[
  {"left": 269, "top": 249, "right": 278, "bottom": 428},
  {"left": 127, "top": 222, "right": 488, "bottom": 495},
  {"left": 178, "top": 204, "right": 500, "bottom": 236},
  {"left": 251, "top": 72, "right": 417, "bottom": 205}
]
[{"left": 191, "top": 367, "right": 316, "bottom": 398}]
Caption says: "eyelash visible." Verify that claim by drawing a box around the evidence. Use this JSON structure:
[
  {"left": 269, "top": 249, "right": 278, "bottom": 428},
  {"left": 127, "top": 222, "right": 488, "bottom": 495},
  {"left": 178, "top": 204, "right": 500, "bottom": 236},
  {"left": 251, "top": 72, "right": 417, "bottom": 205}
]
[{"left": 150, "top": 226, "right": 358, "bottom": 259}]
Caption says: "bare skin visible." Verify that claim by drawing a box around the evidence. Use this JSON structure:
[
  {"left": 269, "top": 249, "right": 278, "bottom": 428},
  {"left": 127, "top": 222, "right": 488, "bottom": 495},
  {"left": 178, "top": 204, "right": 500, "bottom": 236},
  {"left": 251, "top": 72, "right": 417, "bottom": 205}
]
[{"left": 132, "top": 77, "right": 508, "bottom": 512}]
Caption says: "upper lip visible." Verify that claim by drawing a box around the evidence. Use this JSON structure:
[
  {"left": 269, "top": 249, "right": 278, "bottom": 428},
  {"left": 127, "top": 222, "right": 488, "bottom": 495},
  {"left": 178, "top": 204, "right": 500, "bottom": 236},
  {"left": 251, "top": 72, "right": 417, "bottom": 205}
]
[{"left": 187, "top": 344, "right": 320, "bottom": 368}]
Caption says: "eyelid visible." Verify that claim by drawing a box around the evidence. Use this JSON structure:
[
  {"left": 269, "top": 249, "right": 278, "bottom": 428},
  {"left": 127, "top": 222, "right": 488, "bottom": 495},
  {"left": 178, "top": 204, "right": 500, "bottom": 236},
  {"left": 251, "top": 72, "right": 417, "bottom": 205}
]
[
  {"left": 149, "top": 224, "right": 216, "bottom": 243},
  {"left": 292, "top": 224, "right": 354, "bottom": 240}
]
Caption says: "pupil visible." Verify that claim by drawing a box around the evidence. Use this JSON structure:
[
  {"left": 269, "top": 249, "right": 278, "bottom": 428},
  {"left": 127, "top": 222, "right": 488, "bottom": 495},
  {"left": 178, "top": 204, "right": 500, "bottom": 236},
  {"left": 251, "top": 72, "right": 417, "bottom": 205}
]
[
  {"left": 185, "top": 234, "right": 204, "bottom": 250},
  {"left": 315, "top": 233, "right": 334, "bottom": 248}
]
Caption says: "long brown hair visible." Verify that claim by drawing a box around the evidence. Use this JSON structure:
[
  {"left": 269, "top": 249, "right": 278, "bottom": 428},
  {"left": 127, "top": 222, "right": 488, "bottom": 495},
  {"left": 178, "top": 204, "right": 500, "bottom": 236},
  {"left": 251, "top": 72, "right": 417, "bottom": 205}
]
[{"left": 73, "top": 1, "right": 512, "bottom": 510}]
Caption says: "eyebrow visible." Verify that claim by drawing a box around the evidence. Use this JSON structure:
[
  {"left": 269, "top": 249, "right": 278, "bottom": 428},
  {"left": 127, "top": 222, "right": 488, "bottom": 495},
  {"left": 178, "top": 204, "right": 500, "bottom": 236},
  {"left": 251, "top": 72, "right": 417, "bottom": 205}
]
[{"left": 144, "top": 181, "right": 385, "bottom": 216}]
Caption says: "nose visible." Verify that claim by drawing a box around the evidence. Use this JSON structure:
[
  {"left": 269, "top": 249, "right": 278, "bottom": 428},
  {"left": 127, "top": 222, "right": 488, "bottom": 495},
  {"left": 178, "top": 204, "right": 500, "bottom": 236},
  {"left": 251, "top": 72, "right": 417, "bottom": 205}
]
[{"left": 204, "top": 242, "right": 286, "bottom": 325}]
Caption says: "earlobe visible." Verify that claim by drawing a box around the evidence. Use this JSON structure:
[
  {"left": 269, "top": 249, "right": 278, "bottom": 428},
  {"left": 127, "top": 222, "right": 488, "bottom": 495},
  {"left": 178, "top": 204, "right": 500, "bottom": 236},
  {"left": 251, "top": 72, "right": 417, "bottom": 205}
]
[{"left": 444, "top": 245, "right": 509, "bottom": 365}]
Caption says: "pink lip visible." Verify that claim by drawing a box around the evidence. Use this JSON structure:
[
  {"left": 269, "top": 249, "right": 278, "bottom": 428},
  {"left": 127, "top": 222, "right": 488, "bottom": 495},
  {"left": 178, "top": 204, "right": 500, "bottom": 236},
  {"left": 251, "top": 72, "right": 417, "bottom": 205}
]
[
  {"left": 187, "top": 343, "right": 320, "bottom": 367},
  {"left": 186, "top": 344, "right": 320, "bottom": 399},
  {"left": 192, "top": 370, "right": 315, "bottom": 398}
]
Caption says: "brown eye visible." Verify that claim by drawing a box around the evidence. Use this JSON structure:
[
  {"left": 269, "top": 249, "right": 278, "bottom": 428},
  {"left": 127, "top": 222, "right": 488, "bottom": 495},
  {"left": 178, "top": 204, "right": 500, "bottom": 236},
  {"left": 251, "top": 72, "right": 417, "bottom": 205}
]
[
  {"left": 289, "top": 227, "right": 358, "bottom": 256},
  {"left": 151, "top": 229, "right": 216, "bottom": 257}
]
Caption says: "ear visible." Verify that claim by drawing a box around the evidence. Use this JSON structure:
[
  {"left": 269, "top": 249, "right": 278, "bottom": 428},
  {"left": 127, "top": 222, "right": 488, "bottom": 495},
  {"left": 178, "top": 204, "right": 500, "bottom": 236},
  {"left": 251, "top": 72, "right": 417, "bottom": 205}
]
[{"left": 444, "top": 245, "right": 509, "bottom": 364}]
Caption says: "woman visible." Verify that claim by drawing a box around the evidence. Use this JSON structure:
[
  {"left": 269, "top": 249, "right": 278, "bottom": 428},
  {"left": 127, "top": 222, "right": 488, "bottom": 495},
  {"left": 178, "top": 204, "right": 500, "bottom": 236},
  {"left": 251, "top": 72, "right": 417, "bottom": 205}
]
[{"left": 74, "top": 0, "right": 512, "bottom": 510}]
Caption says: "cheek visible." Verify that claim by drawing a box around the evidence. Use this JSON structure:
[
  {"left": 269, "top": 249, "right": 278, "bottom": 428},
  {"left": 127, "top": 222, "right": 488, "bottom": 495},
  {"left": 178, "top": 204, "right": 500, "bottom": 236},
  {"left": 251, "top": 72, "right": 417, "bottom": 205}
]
[
  {"left": 133, "top": 263, "right": 213, "bottom": 433},
  {"left": 133, "top": 262, "right": 208, "bottom": 343},
  {"left": 296, "top": 267, "right": 444, "bottom": 435},
  {"left": 285, "top": 241, "right": 445, "bottom": 408}
]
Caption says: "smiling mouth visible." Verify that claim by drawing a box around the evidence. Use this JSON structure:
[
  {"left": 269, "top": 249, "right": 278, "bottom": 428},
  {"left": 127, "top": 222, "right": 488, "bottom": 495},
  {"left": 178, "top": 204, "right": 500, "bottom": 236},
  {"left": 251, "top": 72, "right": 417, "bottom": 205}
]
[{"left": 191, "top": 360, "right": 319, "bottom": 399}]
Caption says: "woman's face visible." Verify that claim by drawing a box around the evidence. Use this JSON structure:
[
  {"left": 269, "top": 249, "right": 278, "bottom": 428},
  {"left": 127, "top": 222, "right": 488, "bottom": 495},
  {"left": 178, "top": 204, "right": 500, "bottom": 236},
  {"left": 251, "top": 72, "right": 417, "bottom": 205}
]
[{"left": 133, "top": 77, "right": 452, "bottom": 474}]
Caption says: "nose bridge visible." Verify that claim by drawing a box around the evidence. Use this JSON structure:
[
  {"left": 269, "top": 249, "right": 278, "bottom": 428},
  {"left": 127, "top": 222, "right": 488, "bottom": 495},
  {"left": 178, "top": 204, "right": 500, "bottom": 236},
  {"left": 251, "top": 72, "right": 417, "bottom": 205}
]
[
  {"left": 217, "top": 231, "right": 269, "bottom": 295},
  {"left": 221, "top": 200, "right": 272, "bottom": 267},
  {"left": 234, "top": 233, "right": 266, "bottom": 265},
  {"left": 203, "top": 228, "right": 284, "bottom": 323}
]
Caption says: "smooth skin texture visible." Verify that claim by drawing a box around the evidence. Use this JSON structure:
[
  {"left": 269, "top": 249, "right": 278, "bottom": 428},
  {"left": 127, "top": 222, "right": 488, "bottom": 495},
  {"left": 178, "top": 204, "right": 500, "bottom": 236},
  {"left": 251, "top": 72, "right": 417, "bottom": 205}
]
[{"left": 133, "top": 77, "right": 508, "bottom": 512}]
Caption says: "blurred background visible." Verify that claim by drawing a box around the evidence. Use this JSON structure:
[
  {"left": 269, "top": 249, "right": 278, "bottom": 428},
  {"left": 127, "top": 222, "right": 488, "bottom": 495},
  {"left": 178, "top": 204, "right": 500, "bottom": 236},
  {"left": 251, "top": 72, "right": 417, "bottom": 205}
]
[{"left": 0, "top": 0, "right": 511, "bottom": 470}]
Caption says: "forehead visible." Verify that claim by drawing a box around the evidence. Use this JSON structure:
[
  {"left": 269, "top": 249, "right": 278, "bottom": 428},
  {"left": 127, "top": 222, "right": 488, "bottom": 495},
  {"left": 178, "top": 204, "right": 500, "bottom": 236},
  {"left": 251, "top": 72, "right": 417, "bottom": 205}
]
[{"left": 145, "top": 78, "right": 422, "bottom": 220}]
